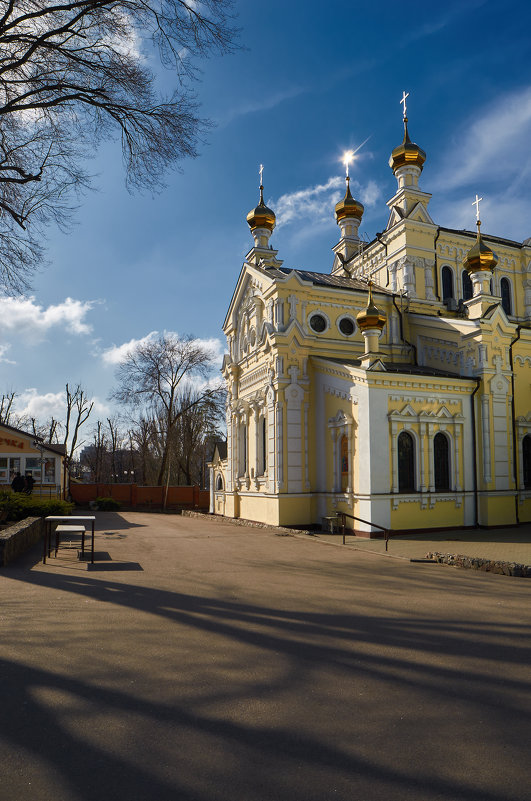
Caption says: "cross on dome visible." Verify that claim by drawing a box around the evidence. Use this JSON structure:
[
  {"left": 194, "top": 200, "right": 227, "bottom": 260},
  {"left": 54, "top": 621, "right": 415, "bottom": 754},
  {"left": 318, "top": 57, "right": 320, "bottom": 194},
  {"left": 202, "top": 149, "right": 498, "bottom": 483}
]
[
  {"left": 400, "top": 91, "right": 409, "bottom": 119},
  {"left": 259, "top": 163, "right": 264, "bottom": 188},
  {"left": 472, "top": 193, "right": 483, "bottom": 223}
]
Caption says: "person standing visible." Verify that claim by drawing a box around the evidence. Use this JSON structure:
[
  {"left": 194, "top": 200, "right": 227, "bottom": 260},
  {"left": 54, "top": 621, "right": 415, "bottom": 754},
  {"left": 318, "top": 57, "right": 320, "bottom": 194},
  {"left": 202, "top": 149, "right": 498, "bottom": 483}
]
[{"left": 11, "top": 472, "right": 25, "bottom": 493}]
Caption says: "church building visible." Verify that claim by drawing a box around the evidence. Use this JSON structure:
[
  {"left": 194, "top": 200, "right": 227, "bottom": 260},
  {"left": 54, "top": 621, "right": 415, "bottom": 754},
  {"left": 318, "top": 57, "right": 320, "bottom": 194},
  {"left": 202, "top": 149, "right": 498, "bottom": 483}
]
[{"left": 210, "top": 105, "right": 531, "bottom": 534}]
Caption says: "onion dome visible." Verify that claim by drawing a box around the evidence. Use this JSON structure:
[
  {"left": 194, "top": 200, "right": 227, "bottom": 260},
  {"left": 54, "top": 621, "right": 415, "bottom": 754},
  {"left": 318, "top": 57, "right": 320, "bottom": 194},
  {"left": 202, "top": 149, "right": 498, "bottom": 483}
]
[
  {"left": 335, "top": 177, "right": 364, "bottom": 223},
  {"left": 464, "top": 221, "right": 498, "bottom": 273},
  {"left": 389, "top": 117, "right": 426, "bottom": 173},
  {"left": 247, "top": 185, "right": 276, "bottom": 232},
  {"left": 356, "top": 282, "right": 387, "bottom": 332}
]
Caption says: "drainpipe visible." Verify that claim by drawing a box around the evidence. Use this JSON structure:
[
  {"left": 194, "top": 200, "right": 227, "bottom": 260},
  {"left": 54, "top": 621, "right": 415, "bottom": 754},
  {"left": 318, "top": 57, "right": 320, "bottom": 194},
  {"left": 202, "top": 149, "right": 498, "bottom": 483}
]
[
  {"left": 509, "top": 325, "right": 522, "bottom": 525},
  {"left": 375, "top": 232, "right": 389, "bottom": 287},
  {"left": 470, "top": 378, "right": 481, "bottom": 528},
  {"left": 392, "top": 294, "right": 418, "bottom": 366}
]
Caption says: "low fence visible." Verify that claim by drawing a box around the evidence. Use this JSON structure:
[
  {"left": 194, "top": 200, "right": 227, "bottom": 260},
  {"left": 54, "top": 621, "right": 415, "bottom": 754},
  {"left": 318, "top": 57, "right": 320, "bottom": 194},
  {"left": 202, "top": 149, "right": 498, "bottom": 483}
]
[{"left": 69, "top": 483, "right": 209, "bottom": 510}]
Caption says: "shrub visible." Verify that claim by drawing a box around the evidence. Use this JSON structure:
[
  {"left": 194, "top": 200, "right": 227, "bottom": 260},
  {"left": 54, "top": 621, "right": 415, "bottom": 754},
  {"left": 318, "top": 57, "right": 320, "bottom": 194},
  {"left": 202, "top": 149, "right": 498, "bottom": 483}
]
[
  {"left": 94, "top": 497, "right": 121, "bottom": 511},
  {"left": 0, "top": 491, "right": 74, "bottom": 521}
]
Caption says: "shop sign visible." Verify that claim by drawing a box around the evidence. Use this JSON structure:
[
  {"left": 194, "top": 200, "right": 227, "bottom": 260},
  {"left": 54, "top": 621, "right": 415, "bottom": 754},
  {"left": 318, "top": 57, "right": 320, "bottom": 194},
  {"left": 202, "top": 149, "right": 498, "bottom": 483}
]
[{"left": 0, "top": 436, "right": 25, "bottom": 450}]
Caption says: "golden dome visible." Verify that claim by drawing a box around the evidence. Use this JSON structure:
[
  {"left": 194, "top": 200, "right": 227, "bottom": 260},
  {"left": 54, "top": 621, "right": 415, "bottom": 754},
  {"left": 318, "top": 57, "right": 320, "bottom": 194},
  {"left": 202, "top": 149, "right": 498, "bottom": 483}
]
[
  {"left": 247, "top": 186, "right": 276, "bottom": 232},
  {"left": 389, "top": 117, "right": 426, "bottom": 173},
  {"left": 356, "top": 282, "right": 387, "bottom": 332},
  {"left": 464, "top": 221, "right": 498, "bottom": 273},
  {"left": 335, "top": 178, "right": 364, "bottom": 223}
]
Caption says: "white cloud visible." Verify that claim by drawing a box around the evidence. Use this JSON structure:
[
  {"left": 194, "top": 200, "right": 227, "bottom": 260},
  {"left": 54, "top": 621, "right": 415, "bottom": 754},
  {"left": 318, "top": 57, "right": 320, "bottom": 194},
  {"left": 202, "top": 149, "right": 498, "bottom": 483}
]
[
  {"left": 0, "top": 296, "right": 95, "bottom": 340},
  {"left": 191, "top": 336, "right": 225, "bottom": 367},
  {"left": 359, "top": 180, "right": 382, "bottom": 208},
  {"left": 101, "top": 332, "right": 158, "bottom": 365},
  {"left": 273, "top": 174, "right": 382, "bottom": 229},
  {"left": 429, "top": 86, "right": 531, "bottom": 239},
  {"left": 0, "top": 344, "right": 16, "bottom": 364},
  {"left": 218, "top": 86, "right": 305, "bottom": 128},
  {"left": 101, "top": 332, "right": 225, "bottom": 367},
  {"left": 432, "top": 86, "right": 531, "bottom": 193},
  {"left": 15, "top": 389, "right": 109, "bottom": 426}
]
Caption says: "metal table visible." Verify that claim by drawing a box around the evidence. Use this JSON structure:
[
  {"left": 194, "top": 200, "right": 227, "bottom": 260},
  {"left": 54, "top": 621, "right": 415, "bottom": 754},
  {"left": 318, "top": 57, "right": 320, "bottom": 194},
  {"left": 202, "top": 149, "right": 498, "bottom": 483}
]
[{"left": 43, "top": 515, "right": 96, "bottom": 564}]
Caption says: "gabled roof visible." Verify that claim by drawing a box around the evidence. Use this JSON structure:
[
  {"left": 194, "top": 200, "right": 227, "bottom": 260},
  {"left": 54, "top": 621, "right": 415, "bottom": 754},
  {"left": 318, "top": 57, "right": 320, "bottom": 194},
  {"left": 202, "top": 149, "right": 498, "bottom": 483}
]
[
  {"left": 0, "top": 421, "right": 65, "bottom": 455},
  {"left": 263, "top": 266, "right": 394, "bottom": 295},
  {"left": 315, "top": 356, "right": 471, "bottom": 380},
  {"left": 211, "top": 440, "right": 227, "bottom": 461}
]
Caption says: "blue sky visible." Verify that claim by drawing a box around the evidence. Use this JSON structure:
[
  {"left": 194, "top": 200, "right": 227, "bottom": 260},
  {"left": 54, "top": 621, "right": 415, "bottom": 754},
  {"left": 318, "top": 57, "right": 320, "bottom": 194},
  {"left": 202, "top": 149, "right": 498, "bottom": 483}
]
[{"left": 2, "top": 0, "right": 531, "bottom": 433}]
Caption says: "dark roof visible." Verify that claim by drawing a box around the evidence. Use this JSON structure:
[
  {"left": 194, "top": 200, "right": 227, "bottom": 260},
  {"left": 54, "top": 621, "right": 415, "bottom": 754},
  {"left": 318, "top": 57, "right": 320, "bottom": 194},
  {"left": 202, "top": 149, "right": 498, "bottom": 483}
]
[
  {"left": 438, "top": 226, "right": 525, "bottom": 249},
  {"left": 316, "top": 356, "right": 472, "bottom": 380},
  {"left": 212, "top": 440, "right": 227, "bottom": 461},
  {"left": 44, "top": 442, "right": 66, "bottom": 456},
  {"left": 263, "top": 266, "right": 394, "bottom": 295}
]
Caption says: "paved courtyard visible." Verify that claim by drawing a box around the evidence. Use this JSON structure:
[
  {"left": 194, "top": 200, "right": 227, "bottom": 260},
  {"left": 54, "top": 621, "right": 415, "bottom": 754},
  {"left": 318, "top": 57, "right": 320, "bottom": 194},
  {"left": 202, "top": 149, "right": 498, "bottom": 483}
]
[{"left": 0, "top": 512, "right": 530, "bottom": 801}]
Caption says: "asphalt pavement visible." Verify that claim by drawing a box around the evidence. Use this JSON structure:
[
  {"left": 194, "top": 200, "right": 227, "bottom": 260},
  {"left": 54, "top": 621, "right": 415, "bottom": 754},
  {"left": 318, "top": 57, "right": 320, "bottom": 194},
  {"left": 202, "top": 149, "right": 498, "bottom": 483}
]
[{"left": 0, "top": 511, "right": 530, "bottom": 801}]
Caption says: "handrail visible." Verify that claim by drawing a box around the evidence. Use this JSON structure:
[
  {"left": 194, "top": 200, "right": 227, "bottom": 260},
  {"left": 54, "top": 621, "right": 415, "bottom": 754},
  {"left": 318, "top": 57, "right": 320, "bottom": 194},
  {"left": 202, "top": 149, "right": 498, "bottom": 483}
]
[{"left": 337, "top": 511, "right": 391, "bottom": 551}]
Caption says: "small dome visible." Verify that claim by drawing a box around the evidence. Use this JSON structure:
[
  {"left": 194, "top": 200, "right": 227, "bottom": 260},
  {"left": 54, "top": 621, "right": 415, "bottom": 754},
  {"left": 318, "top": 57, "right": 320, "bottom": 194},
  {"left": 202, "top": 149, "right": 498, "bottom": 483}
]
[
  {"left": 389, "top": 118, "right": 426, "bottom": 173},
  {"left": 464, "top": 222, "right": 498, "bottom": 274},
  {"left": 335, "top": 178, "right": 364, "bottom": 223},
  {"left": 356, "top": 282, "right": 387, "bottom": 332},
  {"left": 247, "top": 186, "right": 276, "bottom": 232}
]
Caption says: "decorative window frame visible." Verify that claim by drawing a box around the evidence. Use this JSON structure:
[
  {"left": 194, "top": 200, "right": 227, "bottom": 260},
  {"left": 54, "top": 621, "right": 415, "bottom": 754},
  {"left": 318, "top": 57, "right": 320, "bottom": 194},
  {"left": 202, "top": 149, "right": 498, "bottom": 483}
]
[
  {"left": 499, "top": 276, "right": 513, "bottom": 316},
  {"left": 336, "top": 314, "right": 357, "bottom": 338},
  {"left": 308, "top": 309, "right": 330, "bottom": 335},
  {"left": 396, "top": 427, "right": 420, "bottom": 493},
  {"left": 440, "top": 264, "right": 455, "bottom": 300},
  {"left": 516, "top": 415, "right": 531, "bottom": 494},
  {"left": 431, "top": 429, "right": 454, "bottom": 492},
  {"left": 389, "top": 403, "right": 464, "bottom": 500},
  {"left": 328, "top": 409, "right": 354, "bottom": 494}
]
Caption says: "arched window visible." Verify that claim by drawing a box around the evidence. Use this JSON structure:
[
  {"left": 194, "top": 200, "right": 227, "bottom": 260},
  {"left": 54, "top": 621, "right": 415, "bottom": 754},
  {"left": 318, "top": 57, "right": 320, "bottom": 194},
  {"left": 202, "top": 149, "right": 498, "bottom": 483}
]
[
  {"left": 434, "top": 432, "right": 450, "bottom": 491},
  {"left": 462, "top": 270, "right": 473, "bottom": 301},
  {"left": 442, "top": 266, "right": 454, "bottom": 300},
  {"left": 216, "top": 474, "right": 224, "bottom": 491},
  {"left": 524, "top": 435, "right": 531, "bottom": 489},
  {"left": 398, "top": 431, "right": 415, "bottom": 492},
  {"left": 261, "top": 417, "right": 267, "bottom": 475},
  {"left": 340, "top": 435, "right": 349, "bottom": 492},
  {"left": 501, "top": 278, "right": 512, "bottom": 316},
  {"left": 239, "top": 424, "right": 247, "bottom": 476}
]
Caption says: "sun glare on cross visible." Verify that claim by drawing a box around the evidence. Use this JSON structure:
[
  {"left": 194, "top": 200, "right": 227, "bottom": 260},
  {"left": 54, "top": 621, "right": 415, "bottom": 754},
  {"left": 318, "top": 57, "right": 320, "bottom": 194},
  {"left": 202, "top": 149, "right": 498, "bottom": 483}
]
[{"left": 342, "top": 150, "right": 355, "bottom": 177}]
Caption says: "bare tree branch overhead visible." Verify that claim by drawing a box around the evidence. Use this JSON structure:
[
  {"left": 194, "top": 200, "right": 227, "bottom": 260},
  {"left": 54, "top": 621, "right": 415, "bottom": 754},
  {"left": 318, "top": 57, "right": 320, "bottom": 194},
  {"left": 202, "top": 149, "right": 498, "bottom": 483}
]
[{"left": 0, "top": 1, "right": 238, "bottom": 291}]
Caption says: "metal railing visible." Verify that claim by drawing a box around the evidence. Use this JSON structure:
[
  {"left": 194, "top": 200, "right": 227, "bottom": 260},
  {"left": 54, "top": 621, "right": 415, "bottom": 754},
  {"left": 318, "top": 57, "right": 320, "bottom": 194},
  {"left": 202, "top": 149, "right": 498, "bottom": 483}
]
[{"left": 337, "top": 511, "right": 390, "bottom": 551}]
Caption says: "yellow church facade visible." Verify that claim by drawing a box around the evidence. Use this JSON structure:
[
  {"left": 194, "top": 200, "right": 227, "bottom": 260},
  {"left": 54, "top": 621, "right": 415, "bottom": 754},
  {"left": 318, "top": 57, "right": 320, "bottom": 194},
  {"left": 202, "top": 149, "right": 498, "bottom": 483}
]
[{"left": 211, "top": 114, "right": 531, "bottom": 535}]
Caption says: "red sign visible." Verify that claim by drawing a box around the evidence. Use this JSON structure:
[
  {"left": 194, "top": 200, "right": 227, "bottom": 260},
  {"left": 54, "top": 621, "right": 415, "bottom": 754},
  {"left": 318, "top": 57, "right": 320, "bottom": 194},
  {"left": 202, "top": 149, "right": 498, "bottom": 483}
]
[{"left": 0, "top": 437, "right": 25, "bottom": 450}]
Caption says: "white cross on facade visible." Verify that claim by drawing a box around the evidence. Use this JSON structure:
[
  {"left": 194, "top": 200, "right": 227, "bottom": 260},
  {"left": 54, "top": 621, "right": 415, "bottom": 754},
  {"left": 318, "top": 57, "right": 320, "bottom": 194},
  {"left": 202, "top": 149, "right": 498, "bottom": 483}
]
[
  {"left": 472, "top": 194, "right": 483, "bottom": 221},
  {"left": 400, "top": 91, "right": 409, "bottom": 119},
  {"left": 259, "top": 163, "right": 263, "bottom": 187}
]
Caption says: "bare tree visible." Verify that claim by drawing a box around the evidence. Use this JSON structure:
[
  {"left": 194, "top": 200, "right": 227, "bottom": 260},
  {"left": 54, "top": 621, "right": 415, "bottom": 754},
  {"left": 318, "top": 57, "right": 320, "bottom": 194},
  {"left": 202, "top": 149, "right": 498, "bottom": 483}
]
[
  {"left": 83, "top": 419, "right": 107, "bottom": 482},
  {"left": 0, "top": 1, "right": 238, "bottom": 292},
  {"left": 173, "top": 386, "right": 224, "bottom": 484},
  {"left": 111, "top": 333, "right": 222, "bottom": 486},
  {"left": 29, "top": 415, "right": 61, "bottom": 442},
  {"left": 0, "top": 391, "right": 16, "bottom": 425},
  {"left": 63, "top": 382, "right": 94, "bottom": 471}
]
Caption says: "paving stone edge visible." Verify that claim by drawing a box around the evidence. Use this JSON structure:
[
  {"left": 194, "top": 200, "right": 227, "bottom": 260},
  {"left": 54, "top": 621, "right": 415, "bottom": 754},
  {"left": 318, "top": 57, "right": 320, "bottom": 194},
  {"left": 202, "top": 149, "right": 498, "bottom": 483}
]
[{"left": 426, "top": 551, "right": 531, "bottom": 578}]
